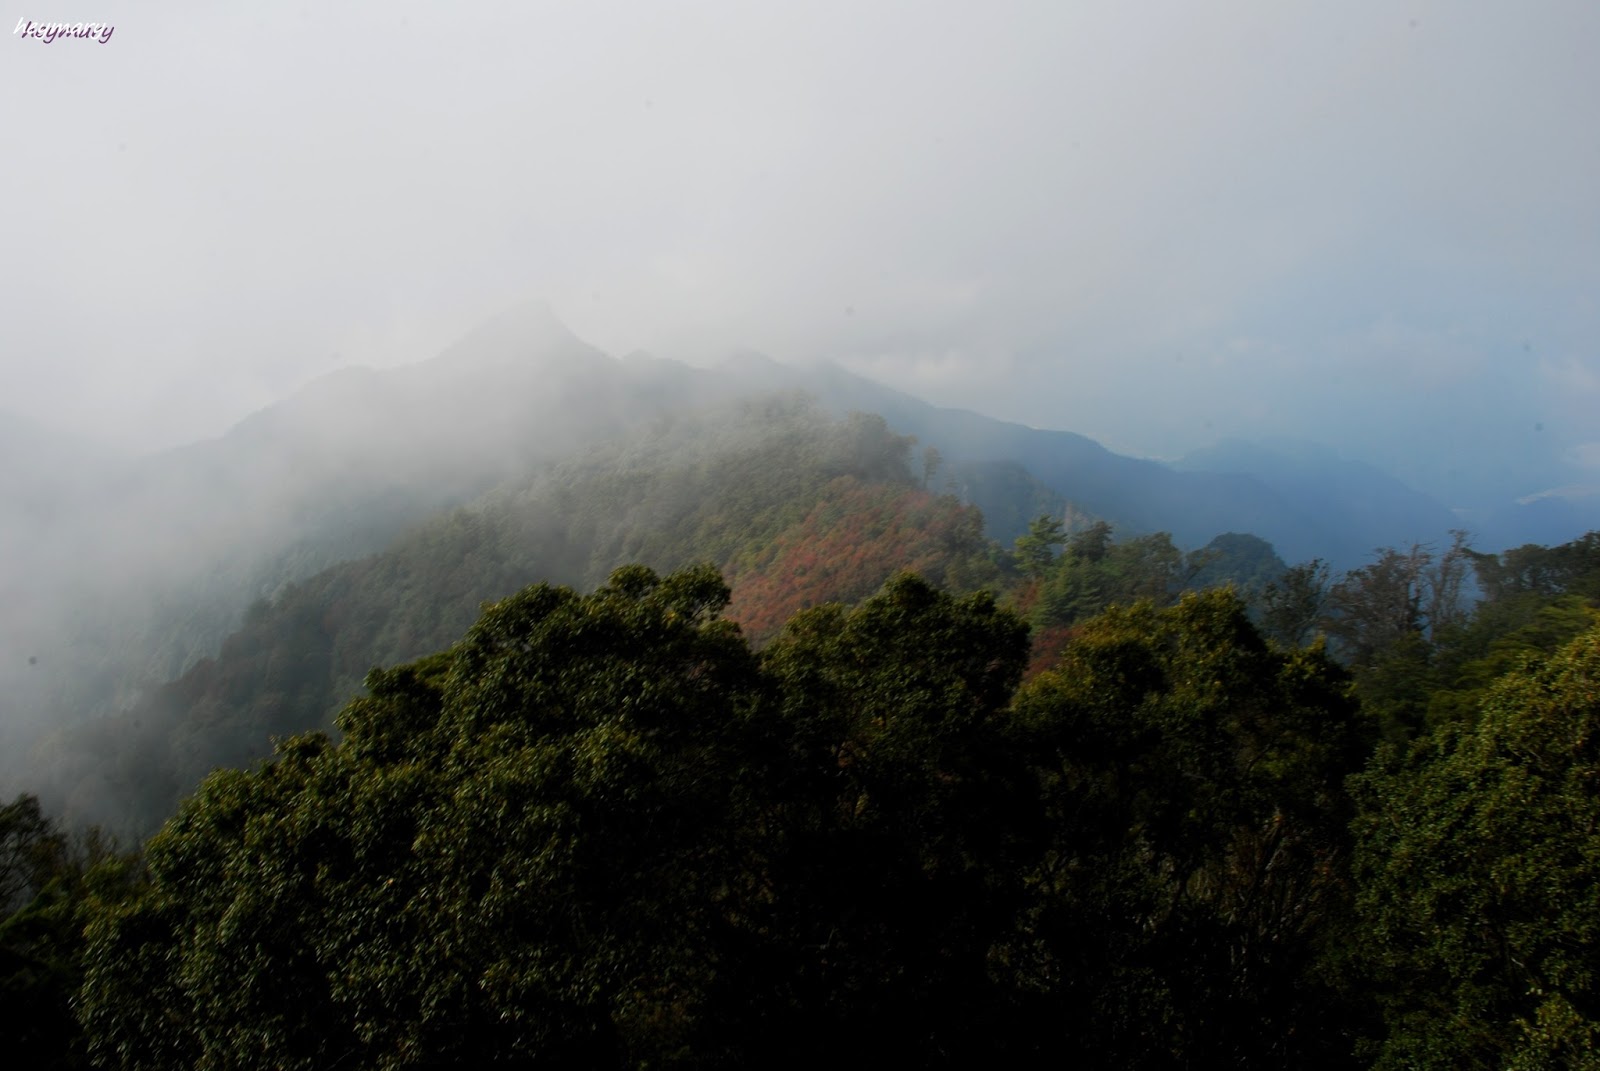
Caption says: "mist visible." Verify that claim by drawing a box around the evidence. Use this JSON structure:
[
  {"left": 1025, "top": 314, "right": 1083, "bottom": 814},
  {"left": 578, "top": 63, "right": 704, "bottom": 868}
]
[
  {"left": 5, "top": 1, "right": 1600, "bottom": 811},
  {"left": 1, "top": 0, "right": 1593, "bottom": 509}
]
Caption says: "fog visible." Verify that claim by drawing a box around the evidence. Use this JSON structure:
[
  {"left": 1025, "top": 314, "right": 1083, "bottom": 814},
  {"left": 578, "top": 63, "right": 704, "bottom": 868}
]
[
  {"left": 3, "top": 0, "right": 1595, "bottom": 515},
  {"left": 2, "top": 3, "right": 1597, "bottom": 776}
]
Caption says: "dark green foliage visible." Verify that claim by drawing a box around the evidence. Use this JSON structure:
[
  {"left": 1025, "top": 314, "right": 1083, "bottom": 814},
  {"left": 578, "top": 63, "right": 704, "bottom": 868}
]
[
  {"left": 1258, "top": 558, "right": 1332, "bottom": 648},
  {"left": 1184, "top": 531, "right": 1288, "bottom": 596},
  {"left": 1416, "top": 531, "right": 1600, "bottom": 731},
  {"left": 1013, "top": 514, "right": 1066, "bottom": 578},
  {"left": 1004, "top": 591, "right": 1367, "bottom": 1067},
  {"left": 1018, "top": 526, "right": 1292, "bottom": 680},
  {"left": 750, "top": 575, "right": 1032, "bottom": 1063},
  {"left": 1426, "top": 595, "right": 1600, "bottom": 727},
  {"left": 1032, "top": 527, "right": 1187, "bottom": 628},
  {"left": 1067, "top": 519, "right": 1114, "bottom": 563},
  {"left": 1353, "top": 625, "right": 1600, "bottom": 1069},
  {"left": 2, "top": 793, "right": 66, "bottom": 913},
  {"left": 1323, "top": 534, "right": 1472, "bottom": 742},
  {"left": 78, "top": 568, "right": 1374, "bottom": 1069},
  {"left": 50, "top": 397, "right": 951, "bottom": 833},
  {"left": 77, "top": 568, "right": 1035, "bottom": 1068},
  {"left": 37, "top": 419, "right": 1600, "bottom": 1071},
  {"left": 1468, "top": 531, "right": 1600, "bottom": 604},
  {"left": 1, "top": 796, "right": 143, "bottom": 1070},
  {"left": 1330, "top": 530, "right": 1600, "bottom": 745},
  {"left": 81, "top": 566, "right": 765, "bottom": 1070}
]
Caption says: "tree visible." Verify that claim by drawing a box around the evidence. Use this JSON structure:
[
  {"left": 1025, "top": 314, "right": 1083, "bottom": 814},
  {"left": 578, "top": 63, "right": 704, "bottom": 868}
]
[
  {"left": 1352, "top": 624, "right": 1600, "bottom": 1069},
  {"left": 748, "top": 572, "right": 1032, "bottom": 1063},
  {"left": 1324, "top": 534, "right": 1473, "bottom": 741},
  {"left": 2, "top": 797, "right": 142, "bottom": 1070},
  {"left": 920, "top": 443, "right": 943, "bottom": 489},
  {"left": 1425, "top": 595, "right": 1600, "bottom": 729},
  {"left": 1325, "top": 533, "right": 1472, "bottom": 663},
  {"left": 1468, "top": 531, "right": 1600, "bottom": 604},
  {"left": 80, "top": 565, "right": 766, "bottom": 1070},
  {"left": 1033, "top": 530, "right": 1185, "bottom": 629},
  {"left": 1325, "top": 546, "right": 1427, "bottom": 663},
  {"left": 75, "top": 564, "right": 1393, "bottom": 1067},
  {"left": 1014, "top": 514, "right": 1066, "bottom": 578},
  {"left": 1183, "top": 532, "right": 1288, "bottom": 597},
  {"left": 1067, "top": 519, "right": 1114, "bottom": 564},
  {"left": 1424, "top": 530, "right": 1474, "bottom": 640},
  {"left": 1002, "top": 590, "right": 1367, "bottom": 1067},
  {"left": 1258, "top": 558, "right": 1332, "bottom": 648},
  {"left": 1, "top": 794, "right": 66, "bottom": 914},
  {"left": 77, "top": 566, "right": 1034, "bottom": 1069}
]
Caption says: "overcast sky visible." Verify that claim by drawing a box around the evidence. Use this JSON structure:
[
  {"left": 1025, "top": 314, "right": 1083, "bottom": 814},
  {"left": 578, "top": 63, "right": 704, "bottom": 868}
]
[{"left": 4, "top": 0, "right": 1597, "bottom": 507}]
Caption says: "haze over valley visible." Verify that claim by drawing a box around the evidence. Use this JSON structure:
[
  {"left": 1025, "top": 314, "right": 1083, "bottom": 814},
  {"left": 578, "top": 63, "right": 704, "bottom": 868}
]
[
  {"left": 0, "top": 298, "right": 1582, "bottom": 827},
  {"left": 5, "top": 4, "right": 1600, "bottom": 1067}
]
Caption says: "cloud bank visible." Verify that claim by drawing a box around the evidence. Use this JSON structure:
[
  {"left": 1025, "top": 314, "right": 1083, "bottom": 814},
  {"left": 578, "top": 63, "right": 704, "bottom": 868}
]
[{"left": 3, "top": 0, "right": 1596, "bottom": 511}]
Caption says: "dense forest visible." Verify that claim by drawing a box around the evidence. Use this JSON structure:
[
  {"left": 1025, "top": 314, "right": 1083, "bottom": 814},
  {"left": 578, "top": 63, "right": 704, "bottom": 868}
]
[
  {"left": 10, "top": 0, "right": 1598, "bottom": 1063},
  {"left": 6, "top": 396, "right": 1600, "bottom": 1067},
  {"left": 28, "top": 394, "right": 1273, "bottom": 833}
]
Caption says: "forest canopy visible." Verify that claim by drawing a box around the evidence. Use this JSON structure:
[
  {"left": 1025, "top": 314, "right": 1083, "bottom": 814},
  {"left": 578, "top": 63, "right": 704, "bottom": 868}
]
[
  {"left": 11, "top": 526, "right": 1600, "bottom": 1067},
  {"left": 66, "top": 565, "right": 1373, "bottom": 1068}
]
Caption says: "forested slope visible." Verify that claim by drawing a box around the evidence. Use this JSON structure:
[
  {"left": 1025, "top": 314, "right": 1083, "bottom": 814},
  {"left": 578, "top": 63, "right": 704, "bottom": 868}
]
[
  {"left": 41, "top": 562, "right": 1600, "bottom": 1069},
  {"left": 33, "top": 382, "right": 1344, "bottom": 834},
  {"left": 75, "top": 568, "right": 1370, "bottom": 1069},
  {"left": 9, "top": 530, "right": 1600, "bottom": 1066},
  {"left": 35, "top": 397, "right": 999, "bottom": 830}
]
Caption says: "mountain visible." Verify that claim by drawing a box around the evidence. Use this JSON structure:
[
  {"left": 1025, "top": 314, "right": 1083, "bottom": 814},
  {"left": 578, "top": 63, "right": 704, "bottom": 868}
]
[
  {"left": 33, "top": 397, "right": 1001, "bottom": 830},
  {"left": 1, "top": 307, "right": 636, "bottom": 801},
  {"left": 1465, "top": 488, "right": 1600, "bottom": 553},
  {"left": 13, "top": 306, "right": 1467, "bottom": 728},
  {"left": 1171, "top": 438, "right": 1464, "bottom": 566},
  {"left": 5, "top": 303, "right": 1487, "bottom": 823},
  {"left": 712, "top": 355, "right": 1458, "bottom": 567},
  {"left": 2, "top": 302, "right": 719, "bottom": 739}
]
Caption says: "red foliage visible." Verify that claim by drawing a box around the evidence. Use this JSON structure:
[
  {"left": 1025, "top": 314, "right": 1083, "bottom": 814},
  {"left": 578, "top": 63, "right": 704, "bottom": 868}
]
[
  {"left": 1011, "top": 577, "right": 1044, "bottom": 619},
  {"left": 724, "top": 477, "right": 987, "bottom": 642},
  {"left": 1025, "top": 622, "right": 1078, "bottom": 682}
]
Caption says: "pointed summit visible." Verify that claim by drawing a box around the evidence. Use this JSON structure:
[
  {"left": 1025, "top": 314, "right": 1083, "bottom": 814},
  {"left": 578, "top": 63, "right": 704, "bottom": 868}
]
[
  {"left": 427, "top": 298, "right": 602, "bottom": 372},
  {"left": 718, "top": 349, "right": 784, "bottom": 374}
]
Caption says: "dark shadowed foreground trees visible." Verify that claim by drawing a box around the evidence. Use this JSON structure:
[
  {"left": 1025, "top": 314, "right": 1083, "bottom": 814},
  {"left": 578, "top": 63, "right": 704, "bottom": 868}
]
[
  {"left": 1, "top": 795, "right": 142, "bottom": 1070},
  {"left": 1003, "top": 591, "right": 1368, "bottom": 1066},
  {"left": 77, "top": 567, "right": 1370, "bottom": 1068}
]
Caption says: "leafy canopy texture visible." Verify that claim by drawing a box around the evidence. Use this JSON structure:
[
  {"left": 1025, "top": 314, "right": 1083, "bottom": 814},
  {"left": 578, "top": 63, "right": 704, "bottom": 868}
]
[
  {"left": 1, "top": 795, "right": 142, "bottom": 1070},
  {"left": 78, "top": 567, "right": 1367, "bottom": 1068},
  {"left": 1002, "top": 591, "right": 1367, "bottom": 1067},
  {"left": 78, "top": 566, "right": 1035, "bottom": 1068},
  {"left": 1353, "top": 625, "right": 1600, "bottom": 1070}
]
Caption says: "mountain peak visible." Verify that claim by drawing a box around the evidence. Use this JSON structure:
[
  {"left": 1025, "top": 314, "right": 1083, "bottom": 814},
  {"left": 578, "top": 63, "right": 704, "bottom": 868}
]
[{"left": 427, "top": 298, "right": 599, "bottom": 371}]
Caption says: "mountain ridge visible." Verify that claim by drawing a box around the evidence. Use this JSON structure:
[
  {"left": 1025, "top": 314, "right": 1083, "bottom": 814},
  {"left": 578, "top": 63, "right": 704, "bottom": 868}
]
[{"left": 1, "top": 302, "right": 1480, "bottom": 816}]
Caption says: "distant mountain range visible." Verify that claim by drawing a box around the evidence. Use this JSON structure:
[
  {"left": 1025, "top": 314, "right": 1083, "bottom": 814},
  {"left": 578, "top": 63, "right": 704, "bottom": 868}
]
[
  {"left": 705, "top": 352, "right": 1467, "bottom": 566},
  {"left": 1170, "top": 438, "right": 1463, "bottom": 565},
  {"left": 2, "top": 300, "right": 1577, "bottom": 824}
]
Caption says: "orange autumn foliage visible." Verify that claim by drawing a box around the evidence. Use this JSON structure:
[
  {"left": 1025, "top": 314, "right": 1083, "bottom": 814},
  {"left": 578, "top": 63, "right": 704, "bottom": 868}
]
[{"left": 725, "top": 477, "right": 993, "bottom": 642}]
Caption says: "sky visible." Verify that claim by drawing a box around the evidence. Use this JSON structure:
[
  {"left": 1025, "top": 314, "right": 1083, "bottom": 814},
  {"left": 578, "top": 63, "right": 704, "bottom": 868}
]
[{"left": 4, "top": 0, "right": 1598, "bottom": 510}]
